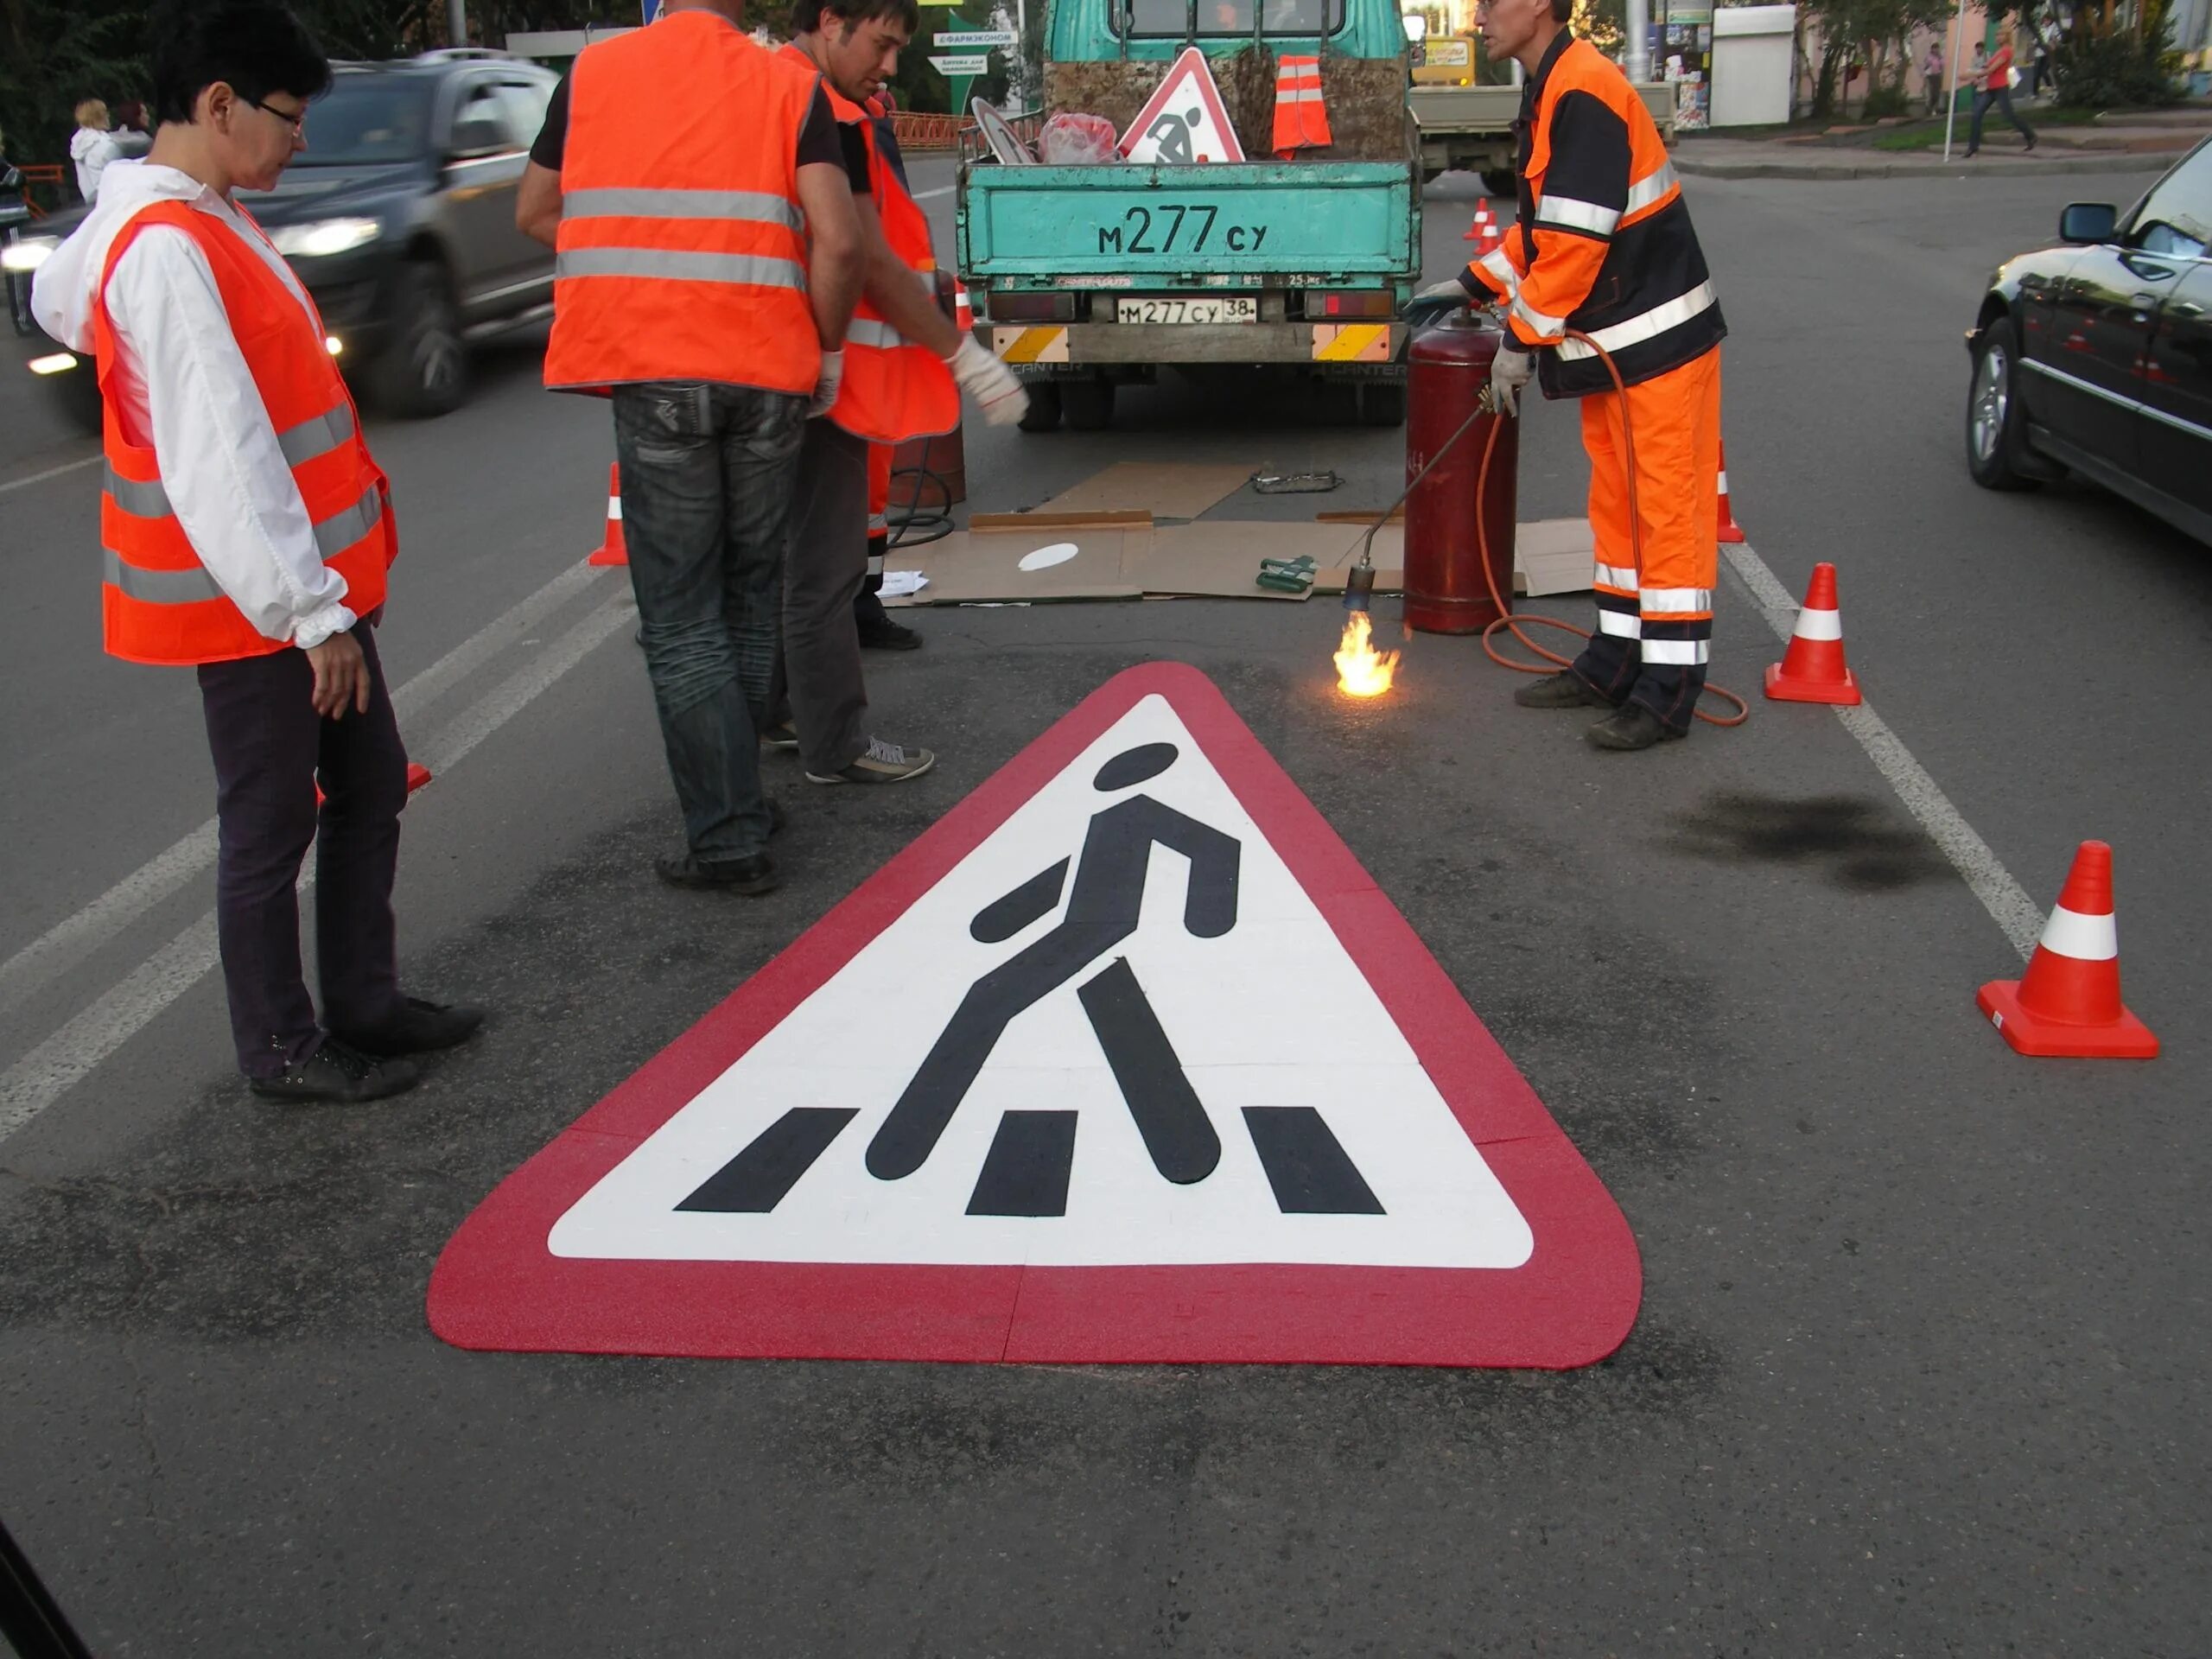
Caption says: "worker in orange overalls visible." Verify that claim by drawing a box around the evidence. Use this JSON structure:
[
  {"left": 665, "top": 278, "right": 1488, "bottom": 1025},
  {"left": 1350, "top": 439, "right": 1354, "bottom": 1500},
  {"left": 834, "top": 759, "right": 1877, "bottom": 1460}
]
[
  {"left": 1435, "top": 0, "right": 1728, "bottom": 749},
  {"left": 773, "top": 0, "right": 1027, "bottom": 778}
]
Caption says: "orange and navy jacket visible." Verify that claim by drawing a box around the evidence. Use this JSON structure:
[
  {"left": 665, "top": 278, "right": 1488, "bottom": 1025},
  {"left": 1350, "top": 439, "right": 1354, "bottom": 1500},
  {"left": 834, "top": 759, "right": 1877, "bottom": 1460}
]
[
  {"left": 780, "top": 44, "right": 957, "bottom": 444},
  {"left": 544, "top": 11, "right": 821, "bottom": 397},
  {"left": 1459, "top": 31, "right": 1725, "bottom": 399},
  {"left": 92, "top": 201, "right": 392, "bottom": 666}
]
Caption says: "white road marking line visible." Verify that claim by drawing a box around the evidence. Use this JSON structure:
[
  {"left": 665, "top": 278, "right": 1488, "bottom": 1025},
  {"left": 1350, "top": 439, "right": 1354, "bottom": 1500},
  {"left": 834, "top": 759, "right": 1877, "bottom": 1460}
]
[
  {"left": 0, "top": 560, "right": 611, "bottom": 1013},
  {"left": 912, "top": 186, "right": 955, "bottom": 200},
  {"left": 0, "top": 592, "right": 636, "bottom": 1141},
  {"left": 0, "top": 453, "right": 102, "bottom": 497},
  {"left": 1722, "top": 543, "right": 2041, "bottom": 959}
]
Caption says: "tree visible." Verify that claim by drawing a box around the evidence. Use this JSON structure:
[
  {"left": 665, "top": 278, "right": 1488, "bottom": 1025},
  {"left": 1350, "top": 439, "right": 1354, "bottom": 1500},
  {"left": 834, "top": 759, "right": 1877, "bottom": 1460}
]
[{"left": 1800, "top": 0, "right": 1947, "bottom": 116}]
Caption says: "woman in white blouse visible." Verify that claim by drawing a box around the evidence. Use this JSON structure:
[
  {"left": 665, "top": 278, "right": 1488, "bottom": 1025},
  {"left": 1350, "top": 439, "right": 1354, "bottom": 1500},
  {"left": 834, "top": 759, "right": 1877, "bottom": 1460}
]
[{"left": 70, "top": 99, "right": 119, "bottom": 202}]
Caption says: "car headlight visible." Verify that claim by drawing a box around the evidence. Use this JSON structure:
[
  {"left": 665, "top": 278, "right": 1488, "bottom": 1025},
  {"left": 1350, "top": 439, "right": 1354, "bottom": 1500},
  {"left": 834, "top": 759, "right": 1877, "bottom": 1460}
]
[
  {"left": 2, "top": 235, "right": 60, "bottom": 275},
  {"left": 269, "top": 218, "right": 381, "bottom": 258}
]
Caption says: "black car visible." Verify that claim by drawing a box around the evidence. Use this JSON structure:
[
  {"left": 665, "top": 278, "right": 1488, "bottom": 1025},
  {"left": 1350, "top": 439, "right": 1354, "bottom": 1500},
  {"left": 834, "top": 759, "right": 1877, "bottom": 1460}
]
[
  {"left": 1967, "top": 137, "right": 2212, "bottom": 543},
  {"left": 8, "top": 48, "right": 558, "bottom": 428}
]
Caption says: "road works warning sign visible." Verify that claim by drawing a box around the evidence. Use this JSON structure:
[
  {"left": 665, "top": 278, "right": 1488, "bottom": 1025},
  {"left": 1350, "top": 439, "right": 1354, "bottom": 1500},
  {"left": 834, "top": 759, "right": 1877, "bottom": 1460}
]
[
  {"left": 1118, "top": 47, "right": 1247, "bottom": 165},
  {"left": 428, "top": 664, "right": 1640, "bottom": 1366}
]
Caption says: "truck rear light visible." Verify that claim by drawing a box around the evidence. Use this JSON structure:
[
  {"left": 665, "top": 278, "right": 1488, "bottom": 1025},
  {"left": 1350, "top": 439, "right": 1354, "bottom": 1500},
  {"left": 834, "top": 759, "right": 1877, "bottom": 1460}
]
[
  {"left": 984, "top": 291, "right": 1077, "bottom": 322},
  {"left": 1312, "top": 290, "right": 1394, "bottom": 320}
]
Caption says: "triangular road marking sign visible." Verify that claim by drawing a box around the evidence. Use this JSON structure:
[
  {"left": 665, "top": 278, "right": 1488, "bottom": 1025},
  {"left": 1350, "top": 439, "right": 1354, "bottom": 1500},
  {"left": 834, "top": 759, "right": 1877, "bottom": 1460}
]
[
  {"left": 1119, "top": 47, "right": 1247, "bottom": 165},
  {"left": 428, "top": 664, "right": 1639, "bottom": 1367}
]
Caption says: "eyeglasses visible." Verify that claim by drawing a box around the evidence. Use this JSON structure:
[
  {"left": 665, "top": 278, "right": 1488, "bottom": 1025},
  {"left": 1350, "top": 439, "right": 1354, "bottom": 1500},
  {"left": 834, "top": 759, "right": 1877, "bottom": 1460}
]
[{"left": 245, "top": 95, "right": 308, "bottom": 135}]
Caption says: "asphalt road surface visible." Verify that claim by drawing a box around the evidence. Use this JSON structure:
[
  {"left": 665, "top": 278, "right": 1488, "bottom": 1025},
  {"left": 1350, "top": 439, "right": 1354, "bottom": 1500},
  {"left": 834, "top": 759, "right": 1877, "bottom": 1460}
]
[{"left": 2, "top": 155, "right": 2206, "bottom": 1656}]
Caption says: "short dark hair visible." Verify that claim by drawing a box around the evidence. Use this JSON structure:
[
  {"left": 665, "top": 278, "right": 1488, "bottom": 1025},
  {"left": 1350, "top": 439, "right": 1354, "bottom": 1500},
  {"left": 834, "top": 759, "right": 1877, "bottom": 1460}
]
[
  {"left": 149, "top": 0, "right": 332, "bottom": 127},
  {"left": 793, "top": 0, "right": 924, "bottom": 38}
]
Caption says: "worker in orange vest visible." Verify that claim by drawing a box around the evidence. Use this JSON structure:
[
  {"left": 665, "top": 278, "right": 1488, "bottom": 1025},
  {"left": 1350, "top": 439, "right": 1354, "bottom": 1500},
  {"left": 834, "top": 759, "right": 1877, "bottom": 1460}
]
[
  {"left": 31, "top": 0, "right": 481, "bottom": 1102},
  {"left": 770, "top": 0, "right": 1027, "bottom": 781},
  {"left": 1427, "top": 0, "right": 1727, "bottom": 749},
  {"left": 518, "top": 0, "right": 868, "bottom": 889}
]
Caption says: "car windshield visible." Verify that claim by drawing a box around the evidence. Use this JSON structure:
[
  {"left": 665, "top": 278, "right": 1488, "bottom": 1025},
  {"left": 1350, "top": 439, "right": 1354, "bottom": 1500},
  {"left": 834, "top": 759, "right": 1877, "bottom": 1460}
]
[{"left": 295, "top": 75, "right": 434, "bottom": 166}]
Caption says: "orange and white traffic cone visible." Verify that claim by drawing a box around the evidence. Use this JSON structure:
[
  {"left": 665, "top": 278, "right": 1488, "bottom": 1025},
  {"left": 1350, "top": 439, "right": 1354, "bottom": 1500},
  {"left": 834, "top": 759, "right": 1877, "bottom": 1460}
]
[
  {"left": 1463, "top": 200, "right": 1502, "bottom": 252},
  {"left": 1978, "top": 841, "right": 2158, "bottom": 1058},
  {"left": 1764, "top": 562, "right": 1861, "bottom": 705},
  {"left": 588, "top": 464, "right": 626, "bottom": 568},
  {"left": 952, "top": 276, "right": 973, "bottom": 338},
  {"left": 1717, "top": 440, "right": 1745, "bottom": 544}
]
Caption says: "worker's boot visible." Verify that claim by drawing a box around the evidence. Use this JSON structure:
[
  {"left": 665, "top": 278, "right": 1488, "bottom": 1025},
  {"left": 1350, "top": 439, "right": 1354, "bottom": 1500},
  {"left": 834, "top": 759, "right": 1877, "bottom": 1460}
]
[
  {"left": 1586, "top": 703, "right": 1684, "bottom": 751},
  {"left": 1514, "top": 671, "right": 1612, "bottom": 710}
]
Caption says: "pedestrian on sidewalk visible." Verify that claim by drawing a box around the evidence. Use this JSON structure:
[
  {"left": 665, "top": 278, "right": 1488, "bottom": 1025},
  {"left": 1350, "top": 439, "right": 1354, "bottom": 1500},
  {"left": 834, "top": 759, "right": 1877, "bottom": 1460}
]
[
  {"left": 1966, "top": 35, "right": 2036, "bottom": 156},
  {"left": 70, "top": 99, "right": 120, "bottom": 203},
  {"left": 765, "top": 0, "right": 1027, "bottom": 784},
  {"left": 30, "top": 0, "right": 483, "bottom": 1103},
  {"left": 518, "top": 0, "right": 868, "bottom": 893},
  {"left": 1426, "top": 0, "right": 1727, "bottom": 750},
  {"left": 1921, "top": 42, "right": 1945, "bottom": 117}
]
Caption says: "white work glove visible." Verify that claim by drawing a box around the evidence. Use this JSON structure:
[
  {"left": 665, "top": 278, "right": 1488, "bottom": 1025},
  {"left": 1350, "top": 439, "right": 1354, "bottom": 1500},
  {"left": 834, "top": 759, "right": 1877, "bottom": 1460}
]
[
  {"left": 947, "top": 336, "right": 1031, "bottom": 428},
  {"left": 809, "top": 348, "right": 845, "bottom": 419},
  {"left": 1490, "top": 345, "right": 1535, "bottom": 418}
]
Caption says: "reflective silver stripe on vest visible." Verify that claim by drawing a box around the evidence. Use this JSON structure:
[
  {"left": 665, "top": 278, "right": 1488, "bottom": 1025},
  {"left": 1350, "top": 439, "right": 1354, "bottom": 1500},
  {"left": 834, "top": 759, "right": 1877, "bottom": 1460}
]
[
  {"left": 556, "top": 246, "right": 808, "bottom": 291},
  {"left": 846, "top": 317, "right": 908, "bottom": 351},
  {"left": 104, "top": 465, "right": 172, "bottom": 519},
  {"left": 562, "top": 187, "right": 804, "bottom": 232},
  {"left": 1624, "top": 162, "right": 1680, "bottom": 217},
  {"left": 1556, "top": 278, "right": 1717, "bottom": 360},
  {"left": 276, "top": 403, "right": 357, "bottom": 468},
  {"left": 313, "top": 484, "right": 385, "bottom": 558},
  {"left": 1535, "top": 194, "right": 1620, "bottom": 238},
  {"left": 101, "top": 547, "right": 224, "bottom": 604}
]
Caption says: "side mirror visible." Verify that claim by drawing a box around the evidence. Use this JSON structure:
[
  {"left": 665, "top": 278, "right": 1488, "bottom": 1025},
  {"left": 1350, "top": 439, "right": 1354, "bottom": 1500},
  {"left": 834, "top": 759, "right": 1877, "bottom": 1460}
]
[
  {"left": 2059, "top": 201, "right": 2118, "bottom": 245},
  {"left": 447, "top": 118, "right": 511, "bottom": 159}
]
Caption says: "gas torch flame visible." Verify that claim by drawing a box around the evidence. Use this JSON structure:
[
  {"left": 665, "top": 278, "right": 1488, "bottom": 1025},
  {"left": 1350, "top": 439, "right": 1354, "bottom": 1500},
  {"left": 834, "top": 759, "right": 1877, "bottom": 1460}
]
[{"left": 1333, "top": 611, "right": 1400, "bottom": 698}]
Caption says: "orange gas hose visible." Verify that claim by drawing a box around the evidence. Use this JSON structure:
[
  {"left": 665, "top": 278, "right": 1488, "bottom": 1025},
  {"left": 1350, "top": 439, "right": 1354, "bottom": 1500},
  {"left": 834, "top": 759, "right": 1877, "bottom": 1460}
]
[{"left": 1471, "top": 328, "right": 1748, "bottom": 728}]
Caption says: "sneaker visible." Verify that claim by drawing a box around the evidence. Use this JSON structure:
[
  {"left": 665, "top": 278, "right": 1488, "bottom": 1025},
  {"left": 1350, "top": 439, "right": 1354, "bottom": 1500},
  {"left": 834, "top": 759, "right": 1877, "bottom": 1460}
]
[
  {"left": 858, "top": 614, "right": 924, "bottom": 651},
  {"left": 250, "top": 1038, "right": 420, "bottom": 1103},
  {"left": 332, "top": 997, "right": 484, "bottom": 1057},
  {"left": 765, "top": 720, "right": 799, "bottom": 753},
  {"left": 806, "top": 735, "right": 937, "bottom": 785},
  {"left": 1513, "top": 670, "right": 1613, "bottom": 710},
  {"left": 655, "top": 850, "right": 780, "bottom": 894},
  {"left": 1586, "top": 703, "right": 1685, "bottom": 752}
]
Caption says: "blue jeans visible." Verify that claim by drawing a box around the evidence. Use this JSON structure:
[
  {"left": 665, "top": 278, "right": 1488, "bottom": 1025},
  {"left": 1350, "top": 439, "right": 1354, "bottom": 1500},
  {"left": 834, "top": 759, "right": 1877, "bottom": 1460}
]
[
  {"left": 1968, "top": 88, "right": 2033, "bottom": 151},
  {"left": 612, "top": 381, "right": 808, "bottom": 862}
]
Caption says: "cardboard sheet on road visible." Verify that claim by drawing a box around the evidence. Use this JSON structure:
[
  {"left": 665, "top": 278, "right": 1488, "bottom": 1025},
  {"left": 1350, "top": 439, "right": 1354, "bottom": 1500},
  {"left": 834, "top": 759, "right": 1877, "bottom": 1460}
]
[{"left": 1028, "top": 461, "right": 1256, "bottom": 522}]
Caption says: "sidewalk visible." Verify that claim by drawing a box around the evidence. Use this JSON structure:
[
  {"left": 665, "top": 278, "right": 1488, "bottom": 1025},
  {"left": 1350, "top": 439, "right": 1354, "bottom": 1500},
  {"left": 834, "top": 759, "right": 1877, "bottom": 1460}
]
[{"left": 1674, "top": 135, "right": 2174, "bottom": 181}]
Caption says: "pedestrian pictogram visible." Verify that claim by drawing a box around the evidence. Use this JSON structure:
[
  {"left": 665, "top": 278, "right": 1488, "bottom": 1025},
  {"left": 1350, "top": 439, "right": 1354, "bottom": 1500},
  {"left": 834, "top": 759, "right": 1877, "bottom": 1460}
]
[
  {"left": 1119, "top": 48, "right": 1247, "bottom": 165},
  {"left": 429, "top": 664, "right": 1640, "bottom": 1366}
]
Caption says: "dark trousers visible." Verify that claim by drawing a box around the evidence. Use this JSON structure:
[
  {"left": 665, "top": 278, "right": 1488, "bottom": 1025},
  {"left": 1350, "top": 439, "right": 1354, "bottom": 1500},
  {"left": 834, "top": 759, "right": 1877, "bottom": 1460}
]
[
  {"left": 197, "top": 625, "right": 408, "bottom": 1078},
  {"left": 771, "top": 418, "right": 872, "bottom": 778},
  {"left": 1968, "top": 87, "right": 2033, "bottom": 149},
  {"left": 613, "top": 380, "right": 807, "bottom": 861}
]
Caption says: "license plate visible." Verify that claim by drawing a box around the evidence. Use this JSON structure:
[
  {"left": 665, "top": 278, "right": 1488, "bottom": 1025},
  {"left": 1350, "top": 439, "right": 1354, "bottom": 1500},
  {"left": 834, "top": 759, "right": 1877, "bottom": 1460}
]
[{"left": 1116, "top": 296, "right": 1257, "bottom": 326}]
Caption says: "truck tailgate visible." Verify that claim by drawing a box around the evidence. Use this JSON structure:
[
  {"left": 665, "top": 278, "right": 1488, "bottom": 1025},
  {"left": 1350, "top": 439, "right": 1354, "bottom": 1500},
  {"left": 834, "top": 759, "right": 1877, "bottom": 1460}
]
[{"left": 959, "top": 162, "right": 1417, "bottom": 283}]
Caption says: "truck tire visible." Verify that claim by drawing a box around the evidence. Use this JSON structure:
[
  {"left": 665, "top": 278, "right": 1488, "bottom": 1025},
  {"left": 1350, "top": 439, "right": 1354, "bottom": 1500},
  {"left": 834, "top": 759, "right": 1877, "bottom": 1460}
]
[
  {"left": 1018, "top": 381, "right": 1064, "bottom": 433},
  {"left": 370, "top": 259, "right": 468, "bottom": 419},
  {"left": 1357, "top": 380, "right": 1408, "bottom": 428},
  {"left": 1480, "top": 168, "right": 1516, "bottom": 198},
  {"left": 1061, "top": 377, "right": 1115, "bottom": 432}
]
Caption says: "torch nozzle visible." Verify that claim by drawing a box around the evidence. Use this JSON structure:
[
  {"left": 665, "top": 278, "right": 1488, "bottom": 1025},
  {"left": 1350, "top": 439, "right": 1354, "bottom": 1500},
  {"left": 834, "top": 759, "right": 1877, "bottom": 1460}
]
[{"left": 1342, "top": 562, "right": 1377, "bottom": 613}]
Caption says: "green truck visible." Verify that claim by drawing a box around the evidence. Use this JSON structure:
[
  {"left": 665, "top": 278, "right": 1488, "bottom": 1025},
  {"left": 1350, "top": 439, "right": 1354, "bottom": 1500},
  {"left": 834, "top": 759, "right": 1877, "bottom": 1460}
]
[{"left": 957, "top": 0, "right": 1422, "bottom": 430}]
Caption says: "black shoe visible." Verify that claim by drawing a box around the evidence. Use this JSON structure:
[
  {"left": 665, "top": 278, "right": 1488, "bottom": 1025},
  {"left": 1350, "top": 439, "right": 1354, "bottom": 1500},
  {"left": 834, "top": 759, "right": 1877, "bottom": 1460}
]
[
  {"left": 1586, "top": 703, "right": 1685, "bottom": 751},
  {"left": 858, "top": 614, "right": 923, "bottom": 651},
  {"left": 332, "top": 996, "right": 485, "bottom": 1056},
  {"left": 2024, "top": 135, "right": 2037, "bottom": 151},
  {"left": 655, "top": 850, "right": 780, "bottom": 894},
  {"left": 1514, "top": 671, "right": 1613, "bottom": 710},
  {"left": 250, "top": 1038, "right": 420, "bottom": 1103}
]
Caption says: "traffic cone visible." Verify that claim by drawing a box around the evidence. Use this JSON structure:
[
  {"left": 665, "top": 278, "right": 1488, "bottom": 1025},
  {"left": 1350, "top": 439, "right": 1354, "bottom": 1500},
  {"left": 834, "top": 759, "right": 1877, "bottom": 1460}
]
[
  {"left": 1463, "top": 200, "right": 1502, "bottom": 251},
  {"left": 1717, "top": 440, "right": 1745, "bottom": 544},
  {"left": 953, "top": 277, "right": 973, "bottom": 337},
  {"left": 588, "top": 465, "right": 626, "bottom": 568},
  {"left": 1978, "top": 842, "right": 2158, "bottom": 1058},
  {"left": 1764, "top": 562, "right": 1861, "bottom": 705}
]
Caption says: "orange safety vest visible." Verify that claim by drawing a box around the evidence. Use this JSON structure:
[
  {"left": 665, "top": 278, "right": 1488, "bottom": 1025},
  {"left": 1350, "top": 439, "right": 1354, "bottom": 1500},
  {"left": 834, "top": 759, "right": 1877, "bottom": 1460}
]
[
  {"left": 91, "top": 200, "right": 392, "bottom": 668},
  {"left": 545, "top": 11, "right": 821, "bottom": 397},
  {"left": 782, "top": 43, "right": 958, "bottom": 444}
]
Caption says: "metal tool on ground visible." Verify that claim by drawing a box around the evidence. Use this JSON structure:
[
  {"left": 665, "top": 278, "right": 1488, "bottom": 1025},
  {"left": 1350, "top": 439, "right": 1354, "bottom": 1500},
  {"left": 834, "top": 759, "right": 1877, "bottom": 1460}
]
[
  {"left": 1252, "top": 469, "right": 1343, "bottom": 495},
  {"left": 1978, "top": 841, "right": 2158, "bottom": 1058}
]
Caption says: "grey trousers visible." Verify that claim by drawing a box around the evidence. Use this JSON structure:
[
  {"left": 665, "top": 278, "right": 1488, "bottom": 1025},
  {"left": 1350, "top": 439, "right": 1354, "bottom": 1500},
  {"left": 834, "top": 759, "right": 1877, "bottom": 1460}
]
[{"left": 774, "top": 417, "right": 871, "bottom": 777}]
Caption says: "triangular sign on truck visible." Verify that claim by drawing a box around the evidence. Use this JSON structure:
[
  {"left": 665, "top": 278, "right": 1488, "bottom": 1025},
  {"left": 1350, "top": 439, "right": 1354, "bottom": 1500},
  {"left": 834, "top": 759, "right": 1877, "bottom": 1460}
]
[{"left": 1119, "top": 46, "right": 1247, "bottom": 163}]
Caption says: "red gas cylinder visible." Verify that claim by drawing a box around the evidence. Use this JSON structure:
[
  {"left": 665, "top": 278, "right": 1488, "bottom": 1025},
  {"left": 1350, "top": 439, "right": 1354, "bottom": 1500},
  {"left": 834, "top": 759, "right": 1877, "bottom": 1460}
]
[{"left": 1404, "top": 310, "right": 1518, "bottom": 635}]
